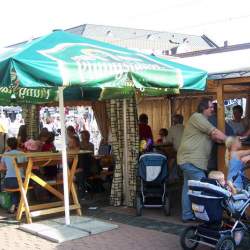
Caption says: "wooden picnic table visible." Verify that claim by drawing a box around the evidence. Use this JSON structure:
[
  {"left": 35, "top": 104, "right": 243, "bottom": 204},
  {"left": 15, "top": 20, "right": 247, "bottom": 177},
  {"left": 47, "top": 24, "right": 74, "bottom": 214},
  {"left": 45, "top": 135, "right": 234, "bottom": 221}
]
[{"left": 2, "top": 150, "right": 91, "bottom": 223}]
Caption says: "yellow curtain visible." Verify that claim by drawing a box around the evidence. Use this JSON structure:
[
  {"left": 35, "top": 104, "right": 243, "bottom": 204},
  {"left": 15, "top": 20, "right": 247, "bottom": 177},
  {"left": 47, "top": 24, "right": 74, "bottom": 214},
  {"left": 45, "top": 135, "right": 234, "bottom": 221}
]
[
  {"left": 92, "top": 101, "right": 109, "bottom": 141},
  {"left": 137, "top": 98, "right": 170, "bottom": 140},
  {"left": 171, "top": 97, "right": 200, "bottom": 123}
]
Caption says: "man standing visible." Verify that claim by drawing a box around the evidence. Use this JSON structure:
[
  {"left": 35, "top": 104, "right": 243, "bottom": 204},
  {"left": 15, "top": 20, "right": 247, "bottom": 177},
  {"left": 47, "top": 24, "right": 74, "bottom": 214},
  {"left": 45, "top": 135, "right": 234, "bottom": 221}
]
[{"left": 177, "top": 98, "right": 226, "bottom": 222}]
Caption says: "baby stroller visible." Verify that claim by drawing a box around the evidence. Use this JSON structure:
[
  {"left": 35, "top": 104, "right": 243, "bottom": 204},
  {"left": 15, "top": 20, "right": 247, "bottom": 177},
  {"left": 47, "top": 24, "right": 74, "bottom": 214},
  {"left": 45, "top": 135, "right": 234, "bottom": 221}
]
[
  {"left": 180, "top": 178, "right": 250, "bottom": 250},
  {"left": 136, "top": 152, "right": 170, "bottom": 216}
]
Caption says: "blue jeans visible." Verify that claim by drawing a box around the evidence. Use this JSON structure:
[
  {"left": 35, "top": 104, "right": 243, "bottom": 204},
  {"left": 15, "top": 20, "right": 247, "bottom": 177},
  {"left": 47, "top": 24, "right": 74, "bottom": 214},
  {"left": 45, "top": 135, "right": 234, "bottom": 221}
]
[
  {"left": 4, "top": 178, "right": 20, "bottom": 206},
  {"left": 180, "top": 163, "right": 206, "bottom": 220}
]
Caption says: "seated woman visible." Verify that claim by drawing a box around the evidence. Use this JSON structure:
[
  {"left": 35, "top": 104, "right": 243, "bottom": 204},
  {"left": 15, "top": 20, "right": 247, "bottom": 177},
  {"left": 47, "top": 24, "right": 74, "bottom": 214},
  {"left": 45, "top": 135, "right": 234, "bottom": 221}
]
[
  {"left": 67, "top": 134, "right": 80, "bottom": 151},
  {"left": 17, "top": 124, "right": 28, "bottom": 151},
  {"left": 228, "top": 105, "right": 250, "bottom": 136},
  {"left": 80, "top": 130, "right": 94, "bottom": 152},
  {"left": 98, "top": 138, "right": 114, "bottom": 173},
  {"left": 0, "top": 137, "right": 27, "bottom": 213},
  {"left": 41, "top": 132, "right": 57, "bottom": 180},
  {"left": 67, "top": 134, "right": 89, "bottom": 196},
  {"left": 98, "top": 138, "right": 112, "bottom": 156}
]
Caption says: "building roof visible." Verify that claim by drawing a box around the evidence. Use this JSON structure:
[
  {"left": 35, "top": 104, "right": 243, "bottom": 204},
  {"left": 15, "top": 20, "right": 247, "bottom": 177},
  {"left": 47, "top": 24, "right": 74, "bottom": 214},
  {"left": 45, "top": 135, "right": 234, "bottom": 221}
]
[
  {"left": 170, "top": 47, "right": 250, "bottom": 79},
  {"left": 8, "top": 24, "right": 217, "bottom": 55},
  {"left": 68, "top": 24, "right": 217, "bottom": 54}
]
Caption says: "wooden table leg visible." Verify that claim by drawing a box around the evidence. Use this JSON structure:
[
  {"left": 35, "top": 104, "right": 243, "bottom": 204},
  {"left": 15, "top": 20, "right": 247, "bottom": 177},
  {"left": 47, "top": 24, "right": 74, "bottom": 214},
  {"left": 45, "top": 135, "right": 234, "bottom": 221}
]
[
  {"left": 68, "top": 155, "right": 82, "bottom": 216},
  {"left": 14, "top": 159, "right": 33, "bottom": 223}
]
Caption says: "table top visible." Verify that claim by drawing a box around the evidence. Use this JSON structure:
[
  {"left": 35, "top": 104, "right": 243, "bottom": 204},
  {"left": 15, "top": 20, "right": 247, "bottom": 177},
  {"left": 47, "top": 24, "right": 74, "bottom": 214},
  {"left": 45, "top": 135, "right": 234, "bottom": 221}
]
[{"left": 0, "top": 150, "right": 93, "bottom": 158}]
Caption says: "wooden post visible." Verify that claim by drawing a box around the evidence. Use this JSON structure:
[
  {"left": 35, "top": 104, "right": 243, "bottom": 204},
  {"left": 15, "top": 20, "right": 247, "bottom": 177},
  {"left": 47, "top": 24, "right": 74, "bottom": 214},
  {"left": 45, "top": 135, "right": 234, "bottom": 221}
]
[
  {"left": 168, "top": 98, "right": 172, "bottom": 127},
  {"left": 216, "top": 81, "right": 226, "bottom": 174}
]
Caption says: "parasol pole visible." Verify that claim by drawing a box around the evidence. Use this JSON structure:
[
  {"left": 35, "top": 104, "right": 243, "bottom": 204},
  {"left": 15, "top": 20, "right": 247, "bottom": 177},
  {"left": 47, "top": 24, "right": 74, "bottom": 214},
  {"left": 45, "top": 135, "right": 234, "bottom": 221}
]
[{"left": 58, "top": 87, "right": 70, "bottom": 225}]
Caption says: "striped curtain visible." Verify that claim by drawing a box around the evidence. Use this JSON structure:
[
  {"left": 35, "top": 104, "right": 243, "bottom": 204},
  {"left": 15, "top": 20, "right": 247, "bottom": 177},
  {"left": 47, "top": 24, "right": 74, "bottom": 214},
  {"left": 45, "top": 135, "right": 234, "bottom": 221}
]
[
  {"left": 108, "top": 97, "right": 139, "bottom": 207},
  {"left": 107, "top": 99, "right": 123, "bottom": 206},
  {"left": 21, "top": 104, "right": 39, "bottom": 139},
  {"left": 126, "top": 98, "right": 139, "bottom": 206}
]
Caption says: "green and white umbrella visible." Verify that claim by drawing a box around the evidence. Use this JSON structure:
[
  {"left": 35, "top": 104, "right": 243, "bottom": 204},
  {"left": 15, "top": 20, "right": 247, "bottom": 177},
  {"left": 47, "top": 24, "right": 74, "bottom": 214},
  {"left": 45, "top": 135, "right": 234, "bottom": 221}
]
[
  {"left": 0, "top": 30, "right": 207, "bottom": 224},
  {"left": 0, "top": 30, "right": 207, "bottom": 104}
]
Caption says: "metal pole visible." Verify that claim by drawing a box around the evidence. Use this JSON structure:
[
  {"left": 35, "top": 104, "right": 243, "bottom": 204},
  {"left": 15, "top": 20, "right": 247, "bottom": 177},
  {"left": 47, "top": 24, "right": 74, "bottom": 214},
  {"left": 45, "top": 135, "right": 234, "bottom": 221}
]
[
  {"left": 123, "top": 99, "right": 128, "bottom": 205},
  {"left": 58, "top": 87, "right": 70, "bottom": 225}
]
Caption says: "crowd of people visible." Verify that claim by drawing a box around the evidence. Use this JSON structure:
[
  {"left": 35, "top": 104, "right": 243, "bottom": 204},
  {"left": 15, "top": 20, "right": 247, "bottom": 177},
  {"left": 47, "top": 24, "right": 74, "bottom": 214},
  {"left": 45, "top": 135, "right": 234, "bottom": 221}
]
[
  {"left": 0, "top": 119, "right": 112, "bottom": 213},
  {"left": 0, "top": 100, "right": 249, "bottom": 220},
  {"left": 138, "top": 98, "right": 250, "bottom": 223}
]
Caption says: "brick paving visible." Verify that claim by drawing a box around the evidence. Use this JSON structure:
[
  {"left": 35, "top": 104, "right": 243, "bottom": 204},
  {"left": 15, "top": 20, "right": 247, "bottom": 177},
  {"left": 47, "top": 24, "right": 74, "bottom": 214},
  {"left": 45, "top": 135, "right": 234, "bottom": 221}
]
[
  {"left": 0, "top": 205, "right": 248, "bottom": 250},
  {"left": 0, "top": 212, "right": 182, "bottom": 250},
  {"left": 0, "top": 191, "right": 248, "bottom": 250}
]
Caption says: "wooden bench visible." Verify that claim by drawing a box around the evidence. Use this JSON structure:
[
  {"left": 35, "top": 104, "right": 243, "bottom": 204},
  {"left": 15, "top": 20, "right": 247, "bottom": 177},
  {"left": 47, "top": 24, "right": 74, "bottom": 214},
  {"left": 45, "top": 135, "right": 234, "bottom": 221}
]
[
  {"left": 3, "top": 179, "right": 64, "bottom": 193},
  {"left": 4, "top": 186, "right": 34, "bottom": 192}
]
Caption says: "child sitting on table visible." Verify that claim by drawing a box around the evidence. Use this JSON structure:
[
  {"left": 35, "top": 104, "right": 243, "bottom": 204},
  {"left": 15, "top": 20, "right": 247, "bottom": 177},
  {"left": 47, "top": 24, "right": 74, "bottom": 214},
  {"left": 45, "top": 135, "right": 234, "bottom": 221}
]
[
  {"left": 225, "top": 136, "right": 250, "bottom": 191},
  {"left": 0, "top": 137, "right": 27, "bottom": 213}
]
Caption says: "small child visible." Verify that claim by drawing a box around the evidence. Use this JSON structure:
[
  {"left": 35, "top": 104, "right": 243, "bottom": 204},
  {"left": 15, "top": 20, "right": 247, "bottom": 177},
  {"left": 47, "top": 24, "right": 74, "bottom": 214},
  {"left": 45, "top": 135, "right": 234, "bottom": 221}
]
[
  {"left": 0, "top": 137, "right": 27, "bottom": 213},
  {"left": 225, "top": 136, "right": 250, "bottom": 191},
  {"left": 208, "top": 170, "right": 237, "bottom": 194},
  {"left": 156, "top": 128, "right": 168, "bottom": 144}
]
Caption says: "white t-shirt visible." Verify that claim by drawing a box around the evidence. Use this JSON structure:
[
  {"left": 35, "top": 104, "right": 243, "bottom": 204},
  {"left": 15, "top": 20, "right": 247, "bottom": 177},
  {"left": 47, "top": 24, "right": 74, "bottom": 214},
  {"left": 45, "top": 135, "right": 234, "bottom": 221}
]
[{"left": 166, "top": 124, "right": 184, "bottom": 151}]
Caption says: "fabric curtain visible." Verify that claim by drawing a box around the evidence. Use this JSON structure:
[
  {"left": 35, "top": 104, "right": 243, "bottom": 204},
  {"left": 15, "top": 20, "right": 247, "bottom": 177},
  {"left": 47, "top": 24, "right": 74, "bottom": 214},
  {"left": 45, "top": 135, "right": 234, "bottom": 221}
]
[
  {"left": 171, "top": 97, "right": 201, "bottom": 123},
  {"left": 21, "top": 104, "right": 39, "bottom": 139},
  {"left": 92, "top": 101, "right": 109, "bottom": 142},
  {"left": 108, "top": 97, "right": 139, "bottom": 207},
  {"left": 107, "top": 99, "right": 124, "bottom": 206},
  {"left": 137, "top": 98, "right": 171, "bottom": 139},
  {"left": 126, "top": 98, "right": 139, "bottom": 206}
]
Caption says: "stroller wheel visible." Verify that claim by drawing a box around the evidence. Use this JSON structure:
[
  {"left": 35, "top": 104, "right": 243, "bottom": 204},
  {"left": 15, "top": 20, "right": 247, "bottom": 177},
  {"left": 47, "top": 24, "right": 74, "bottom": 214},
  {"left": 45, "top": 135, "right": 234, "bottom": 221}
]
[
  {"left": 215, "top": 235, "right": 235, "bottom": 250},
  {"left": 136, "top": 194, "right": 142, "bottom": 216},
  {"left": 163, "top": 196, "right": 170, "bottom": 216},
  {"left": 180, "top": 226, "right": 199, "bottom": 250}
]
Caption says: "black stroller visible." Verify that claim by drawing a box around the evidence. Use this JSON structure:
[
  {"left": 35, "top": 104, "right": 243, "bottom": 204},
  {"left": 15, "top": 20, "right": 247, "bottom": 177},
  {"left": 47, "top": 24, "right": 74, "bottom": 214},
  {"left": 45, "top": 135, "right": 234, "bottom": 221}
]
[
  {"left": 180, "top": 178, "right": 250, "bottom": 250},
  {"left": 136, "top": 152, "right": 170, "bottom": 216}
]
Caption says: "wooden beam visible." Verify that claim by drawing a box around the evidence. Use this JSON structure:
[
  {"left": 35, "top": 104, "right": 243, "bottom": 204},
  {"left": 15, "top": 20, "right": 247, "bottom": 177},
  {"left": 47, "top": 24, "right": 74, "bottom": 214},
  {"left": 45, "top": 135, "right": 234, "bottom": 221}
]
[
  {"left": 30, "top": 204, "right": 81, "bottom": 217},
  {"left": 219, "top": 76, "right": 250, "bottom": 85},
  {"left": 216, "top": 82, "right": 226, "bottom": 175}
]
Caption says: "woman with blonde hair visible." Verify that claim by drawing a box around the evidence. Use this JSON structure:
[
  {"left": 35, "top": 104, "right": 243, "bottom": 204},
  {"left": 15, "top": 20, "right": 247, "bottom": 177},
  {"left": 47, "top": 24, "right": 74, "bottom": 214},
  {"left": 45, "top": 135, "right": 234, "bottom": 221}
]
[{"left": 225, "top": 136, "right": 250, "bottom": 190}]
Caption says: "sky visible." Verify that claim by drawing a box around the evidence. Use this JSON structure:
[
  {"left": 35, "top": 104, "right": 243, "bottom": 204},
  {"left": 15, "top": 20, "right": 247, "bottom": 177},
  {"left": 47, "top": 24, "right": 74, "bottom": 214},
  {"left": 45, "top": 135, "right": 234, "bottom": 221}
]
[{"left": 1, "top": 0, "right": 250, "bottom": 48}]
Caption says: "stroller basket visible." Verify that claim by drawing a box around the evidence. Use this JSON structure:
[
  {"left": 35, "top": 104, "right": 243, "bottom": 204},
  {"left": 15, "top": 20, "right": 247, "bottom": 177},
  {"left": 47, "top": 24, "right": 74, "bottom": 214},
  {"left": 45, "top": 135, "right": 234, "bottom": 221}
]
[
  {"left": 136, "top": 153, "right": 170, "bottom": 216},
  {"left": 138, "top": 153, "right": 168, "bottom": 183},
  {"left": 188, "top": 180, "right": 231, "bottom": 223}
]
